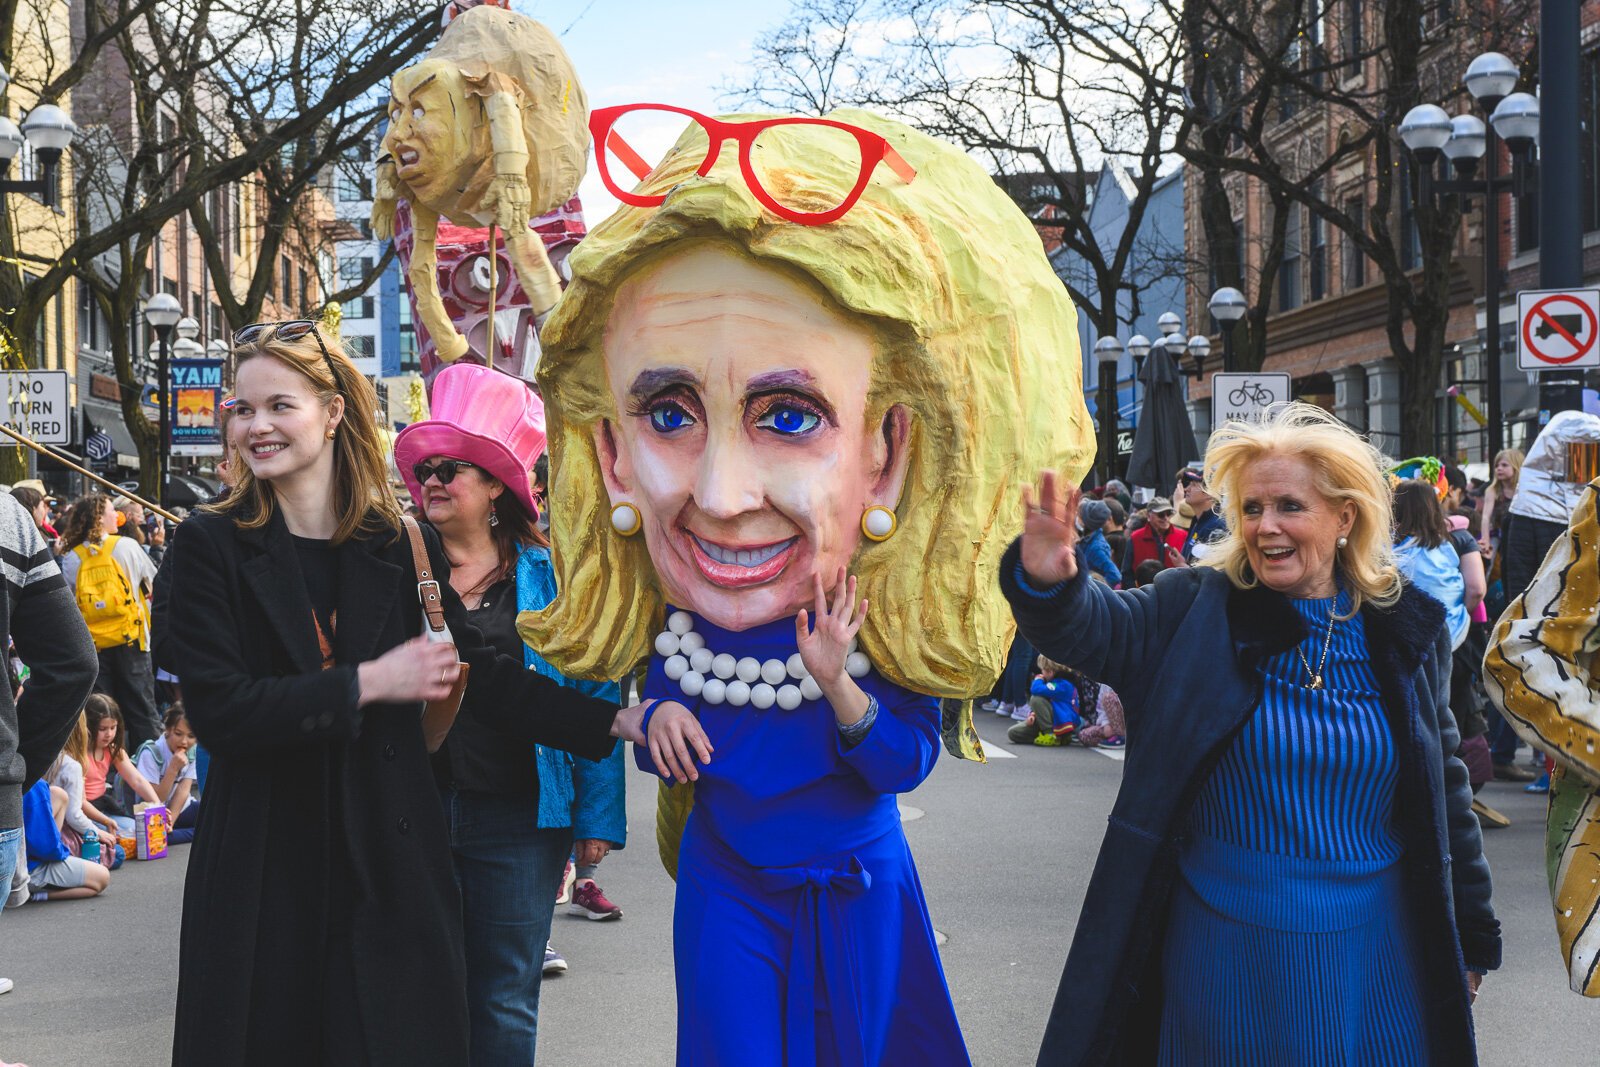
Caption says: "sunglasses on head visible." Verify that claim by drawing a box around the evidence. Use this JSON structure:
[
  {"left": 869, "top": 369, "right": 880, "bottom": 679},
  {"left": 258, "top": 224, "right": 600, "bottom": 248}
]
[
  {"left": 234, "top": 320, "right": 342, "bottom": 385},
  {"left": 413, "top": 459, "right": 478, "bottom": 487}
]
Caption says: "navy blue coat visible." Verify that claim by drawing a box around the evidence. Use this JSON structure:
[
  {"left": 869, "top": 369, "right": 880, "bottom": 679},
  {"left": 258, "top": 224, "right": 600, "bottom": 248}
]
[{"left": 999, "top": 540, "right": 1500, "bottom": 1066}]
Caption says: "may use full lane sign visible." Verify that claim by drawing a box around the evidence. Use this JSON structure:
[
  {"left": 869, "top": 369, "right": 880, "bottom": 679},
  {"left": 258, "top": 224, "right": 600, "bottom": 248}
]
[{"left": 0, "top": 370, "right": 70, "bottom": 446}]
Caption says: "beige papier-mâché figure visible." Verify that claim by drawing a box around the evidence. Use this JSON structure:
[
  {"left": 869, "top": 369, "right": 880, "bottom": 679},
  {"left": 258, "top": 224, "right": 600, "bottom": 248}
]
[{"left": 371, "top": 4, "right": 587, "bottom": 362}]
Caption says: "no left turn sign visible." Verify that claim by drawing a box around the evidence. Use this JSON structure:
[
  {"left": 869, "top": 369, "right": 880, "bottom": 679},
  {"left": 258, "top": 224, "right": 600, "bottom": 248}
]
[{"left": 1518, "top": 289, "right": 1600, "bottom": 370}]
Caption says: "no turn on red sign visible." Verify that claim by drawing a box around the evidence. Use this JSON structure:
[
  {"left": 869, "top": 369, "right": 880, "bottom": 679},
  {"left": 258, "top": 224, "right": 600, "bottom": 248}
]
[{"left": 1518, "top": 289, "right": 1600, "bottom": 370}]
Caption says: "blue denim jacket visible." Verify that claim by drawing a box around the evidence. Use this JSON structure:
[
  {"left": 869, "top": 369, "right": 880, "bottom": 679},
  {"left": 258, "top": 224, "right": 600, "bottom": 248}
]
[{"left": 517, "top": 546, "right": 626, "bottom": 846}]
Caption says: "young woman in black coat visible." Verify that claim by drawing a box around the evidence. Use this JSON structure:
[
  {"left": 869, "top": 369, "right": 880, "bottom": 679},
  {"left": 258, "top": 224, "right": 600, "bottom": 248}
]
[{"left": 161, "top": 322, "right": 647, "bottom": 1066}]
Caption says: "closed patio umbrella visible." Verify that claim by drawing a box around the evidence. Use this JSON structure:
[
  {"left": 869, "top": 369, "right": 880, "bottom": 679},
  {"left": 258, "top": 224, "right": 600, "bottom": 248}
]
[{"left": 1125, "top": 346, "right": 1192, "bottom": 491}]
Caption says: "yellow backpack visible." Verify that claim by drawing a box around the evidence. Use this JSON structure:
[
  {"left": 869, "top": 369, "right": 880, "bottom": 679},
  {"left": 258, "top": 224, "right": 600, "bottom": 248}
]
[{"left": 72, "top": 535, "right": 146, "bottom": 651}]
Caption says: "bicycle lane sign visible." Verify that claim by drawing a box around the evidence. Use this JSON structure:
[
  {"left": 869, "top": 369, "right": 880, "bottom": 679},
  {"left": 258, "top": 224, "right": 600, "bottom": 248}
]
[
  {"left": 1517, "top": 289, "right": 1600, "bottom": 370},
  {"left": 1211, "top": 371, "right": 1292, "bottom": 427}
]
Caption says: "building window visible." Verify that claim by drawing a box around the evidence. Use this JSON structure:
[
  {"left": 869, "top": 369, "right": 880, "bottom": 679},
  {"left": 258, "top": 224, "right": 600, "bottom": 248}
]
[
  {"left": 281, "top": 256, "right": 293, "bottom": 305},
  {"left": 299, "top": 268, "right": 310, "bottom": 310},
  {"left": 400, "top": 324, "right": 418, "bottom": 373},
  {"left": 1309, "top": 191, "right": 1327, "bottom": 301},
  {"left": 212, "top": 301, "right": 225, "bottom": 339},
  {"left": 339, "top": 170, "right": 373, "bottom": 201},
  {"left": 1278, "top": 12, "right": 1302, "bottom": 122},
  {"left": 344, "top": 296, "right": 375, "bottom": 320},
  {"left": 1342, "top": 197, "right": 1366, "bottom": 289},
  {"left": 1399, "top": 156, "right": 1421, "bottom": 271},
  {"left": 340, "top": 256, "right": 374, "bottom": 284},
  {"left": 348, "top": 335, "right": 376, "bottom": 362},
  {"left": 78, "top": 282, "right": 100, "bottom": 351},
  {"left": 1342, "top": 0, "right": 1363, "bottom": 62},
  {"left": 1278, "top": 205, "right": 1302, "bottom": 311}
]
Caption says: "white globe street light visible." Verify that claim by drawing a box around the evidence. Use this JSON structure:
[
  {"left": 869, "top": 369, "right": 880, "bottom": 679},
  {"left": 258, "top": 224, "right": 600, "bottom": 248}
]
[
  {"left": 1463, "top": 52, "right": 1520, "bottom": 110},
  {"left": 1443, "top": 114, "right": 1487, "bottom": 175},
  {"left": 1398, "top": 104, "right": 1453, "bottom": 163},
  {"left": 20, "top": 104, "right": 76, "bottom": 153},
  {"left": 1490, "top": 92, "right": 1540, "bottom": 154}
]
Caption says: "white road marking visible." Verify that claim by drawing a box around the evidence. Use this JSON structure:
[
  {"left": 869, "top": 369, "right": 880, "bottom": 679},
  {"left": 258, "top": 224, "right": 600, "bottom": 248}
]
[
  {"left": 1093, "top": 747, "right": 1125, "bottom": 762},
  {"left": 980, "top": 745, "right": 1018, "bottom": 759}
]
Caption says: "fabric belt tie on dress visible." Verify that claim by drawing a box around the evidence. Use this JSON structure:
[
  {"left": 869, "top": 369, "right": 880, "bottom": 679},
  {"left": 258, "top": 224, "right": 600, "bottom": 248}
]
[{"left": 755, "top": 859, "right": 874, "bottom": 1067}]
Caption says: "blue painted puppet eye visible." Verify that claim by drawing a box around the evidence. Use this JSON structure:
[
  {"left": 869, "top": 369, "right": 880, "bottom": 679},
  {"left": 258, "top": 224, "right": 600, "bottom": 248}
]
[
  {"left": 649, "top": 402, "right": 695, "bottom": 433},
  {"left": 755, "top": 406, "right": 820, "bottom": 436}
]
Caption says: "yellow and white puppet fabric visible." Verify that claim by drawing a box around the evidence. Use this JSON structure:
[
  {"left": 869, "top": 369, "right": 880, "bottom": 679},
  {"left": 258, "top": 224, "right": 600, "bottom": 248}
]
[{"left": 1484, "top": 479, "right": 1600, "bottom": 995}]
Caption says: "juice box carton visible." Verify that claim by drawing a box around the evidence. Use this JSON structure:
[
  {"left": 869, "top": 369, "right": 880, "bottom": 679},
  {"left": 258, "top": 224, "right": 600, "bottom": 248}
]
[{"left": 133, "top": 803, "right": 168, "bottom": 860}]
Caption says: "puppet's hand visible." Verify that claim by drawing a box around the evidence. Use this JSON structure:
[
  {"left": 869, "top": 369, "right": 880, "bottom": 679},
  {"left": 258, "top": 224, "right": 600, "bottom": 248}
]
[
  {"left": 485, "top": 172, "right": 531, "bottom": 232},
  {"left": 1020, "top": 470, "right": 1080, "bottom": 587},
  {"left": 647, "top": 700, "right": 713, "bottom": 785},
  {"left": 796, "top": 567, "right": 868, "bottom": 689}
]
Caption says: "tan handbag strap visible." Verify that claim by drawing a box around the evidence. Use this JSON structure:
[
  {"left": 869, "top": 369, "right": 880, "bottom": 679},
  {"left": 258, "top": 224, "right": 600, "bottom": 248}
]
[{"left": 400, "top": 515, "right": 448, "bottom": 634}]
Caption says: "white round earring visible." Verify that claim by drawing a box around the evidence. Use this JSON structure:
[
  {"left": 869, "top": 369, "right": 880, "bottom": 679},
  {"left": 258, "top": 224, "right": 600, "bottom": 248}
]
[
  {"left": 1336, "top": 535, "right": 1349, "bottom": 548},
  {"left": 610, "top": 502, "right": 642, "bottom": 537},
  {"left": 861, "top": 505, "right": 897, "bottom": 542}
]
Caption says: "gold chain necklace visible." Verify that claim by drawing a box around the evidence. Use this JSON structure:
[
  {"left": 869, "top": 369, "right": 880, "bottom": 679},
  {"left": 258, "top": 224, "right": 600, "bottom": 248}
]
[{"left": 1295, "top": 601, "right": 1338, "bottom": 690}]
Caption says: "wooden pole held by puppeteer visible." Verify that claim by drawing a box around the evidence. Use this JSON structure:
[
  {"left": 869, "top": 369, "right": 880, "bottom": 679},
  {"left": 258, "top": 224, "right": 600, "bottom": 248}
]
[{"left": 0, "top": 422, "right": 181, "bottom": 524}]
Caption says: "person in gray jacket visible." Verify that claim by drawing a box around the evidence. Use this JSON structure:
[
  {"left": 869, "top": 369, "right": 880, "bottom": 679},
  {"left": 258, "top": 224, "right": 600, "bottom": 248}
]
[{"left": 0, "top": 491, "right": 99, "bottom": 986}]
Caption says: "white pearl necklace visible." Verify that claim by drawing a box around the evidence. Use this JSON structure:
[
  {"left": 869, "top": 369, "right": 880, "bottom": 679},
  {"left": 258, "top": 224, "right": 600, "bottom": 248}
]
[{"left": 652, "top": 610, "right": 871, "bottom": 708}]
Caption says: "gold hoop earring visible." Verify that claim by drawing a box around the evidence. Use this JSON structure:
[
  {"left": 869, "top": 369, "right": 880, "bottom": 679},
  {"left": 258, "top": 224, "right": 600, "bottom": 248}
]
[
  {"left": 861, "top": 505, "right": 897, "bottom": 542},
  {"left": 610, "top": 502, "right": 642, "bottom": 536}
]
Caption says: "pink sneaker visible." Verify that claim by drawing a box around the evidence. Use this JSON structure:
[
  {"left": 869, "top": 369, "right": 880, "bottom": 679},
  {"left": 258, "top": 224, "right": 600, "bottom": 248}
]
[{"left": 568, "top": 880, "right": 623, "bottom": 921}]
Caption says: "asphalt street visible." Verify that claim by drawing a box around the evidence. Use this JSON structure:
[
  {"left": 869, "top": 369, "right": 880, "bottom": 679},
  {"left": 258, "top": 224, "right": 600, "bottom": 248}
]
[{"left": 1, "top": 711, "right": 1595, "bottom": 1065}]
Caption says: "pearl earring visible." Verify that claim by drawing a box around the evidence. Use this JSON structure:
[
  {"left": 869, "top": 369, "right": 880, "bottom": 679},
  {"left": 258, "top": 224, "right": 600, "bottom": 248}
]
[
  {"left": 610, "top": 502, "right": 642, "bottom": 536},
  {"left": 489, "top": 500, "right": 499, "bottom": 528},
  {"left": 1336, "top": 535, "right": 1348, "bottom": 548},
  {"left": 861, "top": 505, "right": 897, "bottom": 542}
]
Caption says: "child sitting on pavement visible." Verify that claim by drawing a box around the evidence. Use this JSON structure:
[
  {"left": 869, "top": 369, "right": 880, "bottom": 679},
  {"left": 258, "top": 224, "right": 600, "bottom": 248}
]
[
  {"left": 19, "top": 779, "right": 109, "bottom": 903},
  {"left": 133, "top": 705, "right": 200, "bottom": 845},
  {"left": 1008, "top": 656, "right": 1081, "bottom": 746},
  {"left": 82, "top": 694, "right": 165, "bottom": 823}
]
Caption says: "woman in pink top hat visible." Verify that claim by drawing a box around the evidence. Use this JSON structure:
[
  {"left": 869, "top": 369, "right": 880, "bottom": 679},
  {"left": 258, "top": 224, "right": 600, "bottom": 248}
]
[{"left": 394, "top": 362, "right": 627, "bottom": 1066}]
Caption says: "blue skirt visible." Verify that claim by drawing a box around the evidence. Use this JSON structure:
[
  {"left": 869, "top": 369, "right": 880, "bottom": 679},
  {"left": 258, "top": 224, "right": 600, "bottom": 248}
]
[
  {"left": 1158, "top": 862, "right": 1430, "bottom": 1066},
  {"left": 672, "top": 814, "right": 970, "bottom": 1066}
]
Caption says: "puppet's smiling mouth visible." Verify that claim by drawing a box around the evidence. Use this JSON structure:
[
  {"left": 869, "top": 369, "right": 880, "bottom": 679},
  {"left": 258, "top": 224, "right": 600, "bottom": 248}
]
[{"left": 686, "top": 533, "right": 798, "bottom": 588}]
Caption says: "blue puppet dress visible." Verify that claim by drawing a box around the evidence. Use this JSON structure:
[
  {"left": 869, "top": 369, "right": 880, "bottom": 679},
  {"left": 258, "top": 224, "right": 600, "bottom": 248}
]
[{"left": 637, "top": 611, "right": 971, "bottom": 1067}]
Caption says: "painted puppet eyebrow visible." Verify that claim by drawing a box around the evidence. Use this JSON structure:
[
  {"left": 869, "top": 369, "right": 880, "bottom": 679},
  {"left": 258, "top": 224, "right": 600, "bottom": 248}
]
[
  {"left": 628, "top": 366, "right": 699, "bottom": 402},
  {"left": 745, "top": 369, "right": 817, "bottom": 393}
]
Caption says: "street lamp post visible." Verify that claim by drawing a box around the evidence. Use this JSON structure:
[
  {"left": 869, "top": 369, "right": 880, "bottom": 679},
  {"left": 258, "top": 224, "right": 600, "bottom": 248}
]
[
  {"left": 1126, "top": 334, "right": 1151, "bottom": 417},
  {"left": 143, "top": 294, "right": 183, "bottom": 507},
  {"left": 1207, "top": 287, "right": 1248, "bottom": 372},
  {"left": 1094, "top": 335, "right": 1124, "bottom": 485},
  {"left": 1399, "top": 52, "right": 1540, "bottom": 460},
  {"left": 0, "top": 69, "right": 77, "bottom": 208}
]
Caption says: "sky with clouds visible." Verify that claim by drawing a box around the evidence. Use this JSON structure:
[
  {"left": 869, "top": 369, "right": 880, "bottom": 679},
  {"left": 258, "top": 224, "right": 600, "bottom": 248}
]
[{"left": 515, "top": 0, "right": 798, "bottom": 223}]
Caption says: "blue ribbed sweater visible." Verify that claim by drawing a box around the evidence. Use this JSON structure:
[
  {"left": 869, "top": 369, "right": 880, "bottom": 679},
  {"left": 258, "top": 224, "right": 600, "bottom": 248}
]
[{"left": 1186, "top": 589, "right": 1401, "bottom": 875}]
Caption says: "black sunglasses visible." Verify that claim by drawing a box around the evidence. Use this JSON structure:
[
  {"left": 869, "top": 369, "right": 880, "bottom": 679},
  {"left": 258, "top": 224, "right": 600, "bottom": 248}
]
[
  {"left": 413, "top": 459, "right": 478, "bottom": 487},
  {"left": 234, "top": 320, "right": 342, "bottom": 385}
]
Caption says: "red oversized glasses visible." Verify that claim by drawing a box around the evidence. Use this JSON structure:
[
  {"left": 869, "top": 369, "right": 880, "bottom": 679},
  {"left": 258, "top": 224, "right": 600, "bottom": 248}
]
[{"left": 590, "top": 103, "right": 917, "bottom": 226}]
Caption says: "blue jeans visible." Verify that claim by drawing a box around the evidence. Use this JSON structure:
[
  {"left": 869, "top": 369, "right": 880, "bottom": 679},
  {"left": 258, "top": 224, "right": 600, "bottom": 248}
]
[
  {"left": 1002, "top": 635, "right": 1037, "bottom": 706},
  {"left": 0, "top": 826, "right": 18, "bottom": 917},
  {"left": 440, "top": 788, "right": 571, "bottom": 1067}
]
